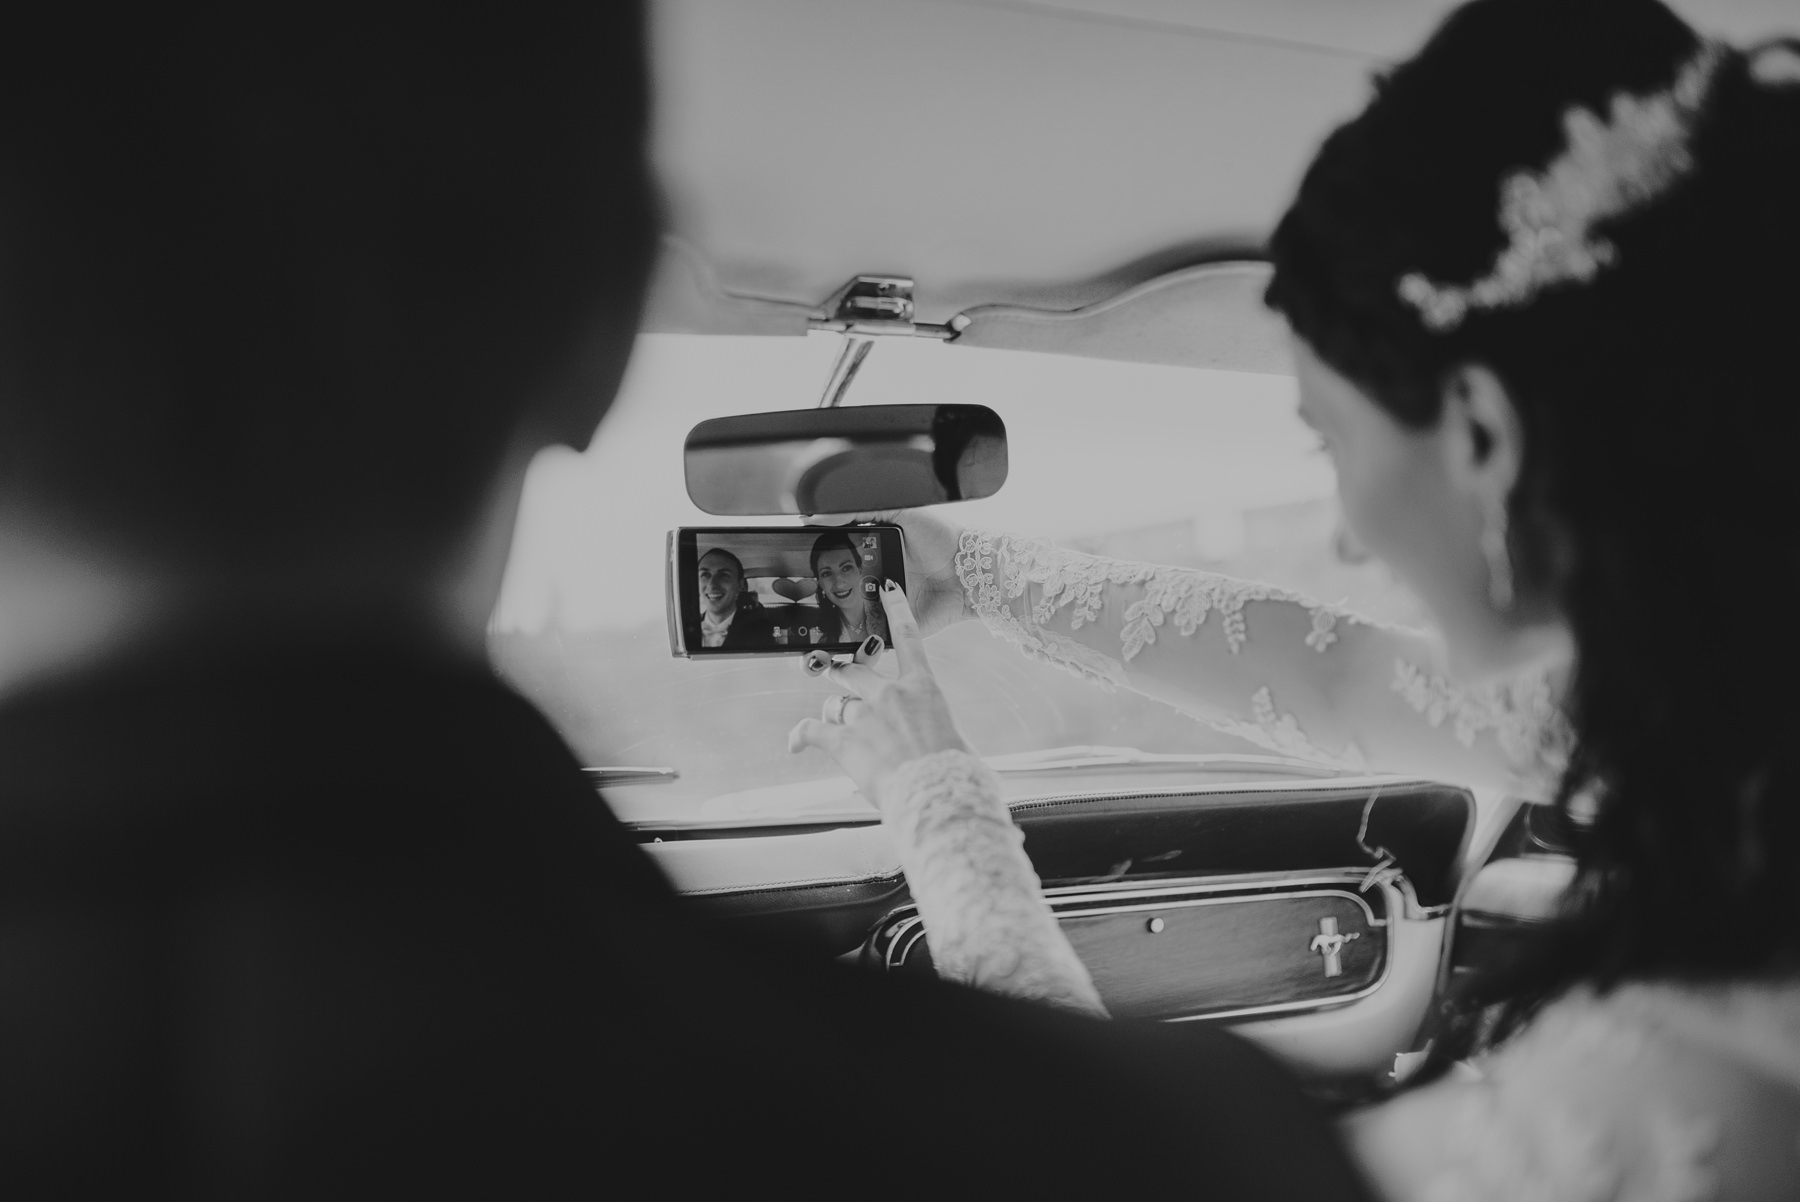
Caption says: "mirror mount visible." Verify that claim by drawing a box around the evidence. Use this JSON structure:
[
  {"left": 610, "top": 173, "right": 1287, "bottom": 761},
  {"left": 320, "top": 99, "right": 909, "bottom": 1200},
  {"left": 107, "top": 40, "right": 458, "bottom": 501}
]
[
  {"left": 806, "top": 275, "right": 958, "bottom": 340},
  {"left": 816, "top": 336, "right": 873, "bottom": 409},
  {"left": 807, "top": 274, "right": 960, "bottom": 409}
]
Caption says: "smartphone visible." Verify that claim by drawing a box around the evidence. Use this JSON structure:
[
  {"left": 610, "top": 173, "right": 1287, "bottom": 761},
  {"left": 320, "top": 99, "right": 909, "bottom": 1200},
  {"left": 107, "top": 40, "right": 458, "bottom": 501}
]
[{"left": 667, "top": 524, "right": 907, "bottom": 658}]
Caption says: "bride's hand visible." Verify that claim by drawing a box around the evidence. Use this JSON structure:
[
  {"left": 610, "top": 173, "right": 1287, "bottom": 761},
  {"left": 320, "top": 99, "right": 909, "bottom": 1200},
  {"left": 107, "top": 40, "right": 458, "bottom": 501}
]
[
  {"left": 788, "top": 582, "right": 971, "bottom": 812},
  {"left": 803, "top": 508, "right": 972, "bottom": 639}
]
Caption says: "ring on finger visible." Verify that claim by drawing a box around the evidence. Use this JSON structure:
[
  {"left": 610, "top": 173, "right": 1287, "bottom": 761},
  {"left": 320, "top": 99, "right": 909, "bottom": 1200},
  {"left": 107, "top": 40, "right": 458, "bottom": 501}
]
[{"left": 822, "top": 694, "right": 850, "bottom": 725}]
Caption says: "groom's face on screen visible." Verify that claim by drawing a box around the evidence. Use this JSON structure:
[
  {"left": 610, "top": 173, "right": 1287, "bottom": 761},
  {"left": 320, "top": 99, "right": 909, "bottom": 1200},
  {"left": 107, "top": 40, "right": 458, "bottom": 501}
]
[{"left": 698, "top": 551, "right": 742, "bottom": 620}]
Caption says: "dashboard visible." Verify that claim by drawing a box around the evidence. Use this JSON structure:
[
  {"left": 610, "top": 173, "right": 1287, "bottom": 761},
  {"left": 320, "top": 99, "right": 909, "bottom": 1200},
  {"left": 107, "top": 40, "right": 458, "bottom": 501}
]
[{"left": 638, "top": 768, "right": 1528, "bottom": 1099}]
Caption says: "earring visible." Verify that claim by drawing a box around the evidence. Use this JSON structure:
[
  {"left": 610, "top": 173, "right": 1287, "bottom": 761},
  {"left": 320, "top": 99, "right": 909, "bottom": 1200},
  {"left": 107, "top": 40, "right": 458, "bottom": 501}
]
[{"left": 1480, "top": 496, "right": 1514, "bottom": 611}]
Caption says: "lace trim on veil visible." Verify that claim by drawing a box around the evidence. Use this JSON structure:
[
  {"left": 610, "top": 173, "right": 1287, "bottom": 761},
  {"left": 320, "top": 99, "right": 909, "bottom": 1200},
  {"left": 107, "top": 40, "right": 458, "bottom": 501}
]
[
  {"left": 1392, "top": 659, "right": 1572, "bottom": 792},
  {"left": 956, "top": 528, "right": 1568, "bottom": 786},
  {"left": 955, "top": 529, "right": 1367, "bottom": 768}
]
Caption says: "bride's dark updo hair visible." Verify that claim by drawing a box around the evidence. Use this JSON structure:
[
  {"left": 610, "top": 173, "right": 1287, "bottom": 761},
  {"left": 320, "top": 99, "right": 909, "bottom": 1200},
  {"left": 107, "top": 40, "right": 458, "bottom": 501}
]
[{"left": 1267, "top": 0, "right": 1800, "bottom": 1060}]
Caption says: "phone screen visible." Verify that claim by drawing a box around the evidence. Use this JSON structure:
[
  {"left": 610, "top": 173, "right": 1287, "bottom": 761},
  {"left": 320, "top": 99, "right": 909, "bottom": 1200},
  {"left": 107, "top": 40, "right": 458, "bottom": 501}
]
[{"left": 667, "top": 525, "right": 907, "bottom": 657}]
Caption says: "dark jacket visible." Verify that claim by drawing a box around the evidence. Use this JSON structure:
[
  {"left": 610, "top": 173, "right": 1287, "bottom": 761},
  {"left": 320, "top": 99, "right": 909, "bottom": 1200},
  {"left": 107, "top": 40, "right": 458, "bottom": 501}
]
[
  {"left": 719, "top": 600, "right": 801, "bottom": 649},
  {"left": 0, "top": 640, "right": 1370, "bottom": 1199}
]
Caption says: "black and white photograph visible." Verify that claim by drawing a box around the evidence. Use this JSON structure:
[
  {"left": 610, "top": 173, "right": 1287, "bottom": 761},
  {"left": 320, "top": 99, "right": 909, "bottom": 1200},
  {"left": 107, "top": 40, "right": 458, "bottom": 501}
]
[{"left": 3, "top": 0, "right": 1799, "bottom": 1197}]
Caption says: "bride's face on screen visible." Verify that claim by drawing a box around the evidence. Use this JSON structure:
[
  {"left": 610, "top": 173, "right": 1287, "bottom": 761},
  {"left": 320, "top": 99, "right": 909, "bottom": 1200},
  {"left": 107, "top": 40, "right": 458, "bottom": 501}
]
[
  {"left": 1289, "top": 335, "right": 1573, "bottom": 683},
  {"left": 815, "top": 548, "right": 864, "bottom": 615}
]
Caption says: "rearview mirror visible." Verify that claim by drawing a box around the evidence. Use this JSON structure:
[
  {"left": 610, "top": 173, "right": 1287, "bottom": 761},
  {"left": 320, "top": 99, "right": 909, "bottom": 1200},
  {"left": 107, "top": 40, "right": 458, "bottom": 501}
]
[{"left": 684, "top": 404, "right": 1008, "bottom": 516}]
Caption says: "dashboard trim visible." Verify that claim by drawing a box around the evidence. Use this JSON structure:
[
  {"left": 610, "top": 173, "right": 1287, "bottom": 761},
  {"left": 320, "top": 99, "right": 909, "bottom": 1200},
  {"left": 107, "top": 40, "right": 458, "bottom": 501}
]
[
  {"left": 871, "top": 869, "right": 1402, "bottom": 1024},
  {"left": 1001, "top": 773, "right": 1428, "bottom": 812}
]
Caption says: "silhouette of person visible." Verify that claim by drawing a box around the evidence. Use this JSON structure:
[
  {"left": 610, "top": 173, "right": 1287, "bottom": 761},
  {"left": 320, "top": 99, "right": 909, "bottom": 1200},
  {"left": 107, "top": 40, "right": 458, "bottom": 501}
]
[{"left": 0, "top": 5, "right": 1366, "bottom": 1198}]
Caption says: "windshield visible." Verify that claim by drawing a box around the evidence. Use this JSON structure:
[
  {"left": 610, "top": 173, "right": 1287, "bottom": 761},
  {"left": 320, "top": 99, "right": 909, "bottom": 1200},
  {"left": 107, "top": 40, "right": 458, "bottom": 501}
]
[{"left": 488, "top": 332, "right": 1428, "bottom": 822}]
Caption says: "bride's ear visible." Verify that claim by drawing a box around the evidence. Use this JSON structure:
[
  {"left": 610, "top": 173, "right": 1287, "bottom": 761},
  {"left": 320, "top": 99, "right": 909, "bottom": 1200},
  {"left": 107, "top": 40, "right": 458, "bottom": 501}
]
[{"left": 1440, "top": 363, "right": 1525, "bottom": 506}]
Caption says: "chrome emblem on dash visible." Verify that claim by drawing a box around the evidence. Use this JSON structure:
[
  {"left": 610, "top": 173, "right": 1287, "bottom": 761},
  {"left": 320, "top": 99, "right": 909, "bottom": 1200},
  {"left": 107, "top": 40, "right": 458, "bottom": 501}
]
[{"left": 1309, "top": 916, "right": 1360, "bottom": 978}]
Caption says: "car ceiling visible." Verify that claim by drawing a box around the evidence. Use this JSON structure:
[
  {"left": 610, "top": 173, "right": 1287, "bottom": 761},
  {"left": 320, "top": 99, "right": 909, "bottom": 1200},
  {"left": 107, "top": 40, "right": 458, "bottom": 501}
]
[{"left": 645, "top": 0, "right": 1796, "bottom": 333}]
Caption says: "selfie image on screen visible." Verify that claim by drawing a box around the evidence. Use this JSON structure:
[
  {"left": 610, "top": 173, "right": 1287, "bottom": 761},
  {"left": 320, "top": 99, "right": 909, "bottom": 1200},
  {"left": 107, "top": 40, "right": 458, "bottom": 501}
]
[{"left": 680, "top": 529, "right": 895, "bottom": 655}]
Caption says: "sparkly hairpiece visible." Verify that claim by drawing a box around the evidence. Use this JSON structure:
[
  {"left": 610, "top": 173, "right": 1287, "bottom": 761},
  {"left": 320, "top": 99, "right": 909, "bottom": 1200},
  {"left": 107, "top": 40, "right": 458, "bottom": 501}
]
[{"left": 1397, "top": 41, "right": 1728, "bottom": 333}]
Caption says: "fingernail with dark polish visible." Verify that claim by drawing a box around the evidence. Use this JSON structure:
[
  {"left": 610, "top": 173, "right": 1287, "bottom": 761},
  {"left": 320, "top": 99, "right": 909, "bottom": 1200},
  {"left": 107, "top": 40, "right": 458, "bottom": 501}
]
[
  {"left": 883, "top": 579, "right": 899, "bottom": 592},
  {"left": 863, "top": 636, "right": 882, "bottom": 656}
]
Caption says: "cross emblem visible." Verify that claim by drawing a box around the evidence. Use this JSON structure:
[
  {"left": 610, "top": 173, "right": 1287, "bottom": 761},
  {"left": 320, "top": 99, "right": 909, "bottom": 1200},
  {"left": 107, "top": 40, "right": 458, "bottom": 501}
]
[{"left": 1308, "top": 916, "right": 1360, "bottom": 978}]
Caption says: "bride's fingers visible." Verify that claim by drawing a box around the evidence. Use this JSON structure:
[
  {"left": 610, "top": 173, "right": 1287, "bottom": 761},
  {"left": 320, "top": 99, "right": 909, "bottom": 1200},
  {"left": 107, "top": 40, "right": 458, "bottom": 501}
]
[
  {"left": 787, "top": 717, "right": 845, "bottom": 756},
  {"left": 802, "top": 633, "right": 885, "bottom": 684},
  {"left": 801, "top": 510, "right": 900, "bottom": 526},
  {"left": 825, "top": 661, "right": 888, "bottom": 699},
  {"left": 877, "top": 581, "right": 930, "bottom": 678}
]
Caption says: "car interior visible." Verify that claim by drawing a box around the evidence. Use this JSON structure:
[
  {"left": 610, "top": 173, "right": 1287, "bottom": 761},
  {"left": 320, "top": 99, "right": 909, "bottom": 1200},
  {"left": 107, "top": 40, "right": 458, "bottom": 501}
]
[{"left": 493, "top": 0, "right": 1787, "bottom": 1107}]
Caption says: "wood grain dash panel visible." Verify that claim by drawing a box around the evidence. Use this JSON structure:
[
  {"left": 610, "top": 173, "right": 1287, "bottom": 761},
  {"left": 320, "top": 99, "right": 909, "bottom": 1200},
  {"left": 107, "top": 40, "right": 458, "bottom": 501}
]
[
  {"left": 887, "top": 888, "right": 1386, "bottom": 1021},
  {"left": 1059, "top": 893, "right": 1383, "bottom": 1020}
]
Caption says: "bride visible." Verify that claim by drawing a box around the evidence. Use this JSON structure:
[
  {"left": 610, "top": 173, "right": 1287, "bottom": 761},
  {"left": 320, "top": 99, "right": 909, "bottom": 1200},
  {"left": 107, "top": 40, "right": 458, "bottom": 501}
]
[
  {"left": 806, "top": 530, "right": 891, "bottom": 647},
  {"left": 789, "top": 1, "right": 1800, "bottom": 1198}
]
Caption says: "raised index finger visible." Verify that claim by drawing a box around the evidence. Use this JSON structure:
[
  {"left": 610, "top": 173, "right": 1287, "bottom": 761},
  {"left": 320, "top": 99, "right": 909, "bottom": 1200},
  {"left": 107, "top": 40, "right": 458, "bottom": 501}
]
[
  {"left": 824, "top": 661, "right": 889, "bottom": 699},
  {"left": 877, "top": 580, "right": 929, "bottom": 677}
]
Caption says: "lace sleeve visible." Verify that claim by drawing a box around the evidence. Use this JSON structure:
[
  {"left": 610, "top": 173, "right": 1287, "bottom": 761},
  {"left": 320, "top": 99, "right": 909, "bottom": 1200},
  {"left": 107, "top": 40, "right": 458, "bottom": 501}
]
[
  {"left": 878, "top": 749, "right": 1107, "bottom": 1018},
  {"left": 955, "top": 528, "right": 1568, "bottom": 794}
]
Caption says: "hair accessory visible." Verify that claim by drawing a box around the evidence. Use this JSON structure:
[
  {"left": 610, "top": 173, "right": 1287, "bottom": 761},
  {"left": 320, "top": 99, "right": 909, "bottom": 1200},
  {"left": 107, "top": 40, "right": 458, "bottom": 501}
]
[{"left": 1398, "top": 41, "right": 1727, "bottom": 333}]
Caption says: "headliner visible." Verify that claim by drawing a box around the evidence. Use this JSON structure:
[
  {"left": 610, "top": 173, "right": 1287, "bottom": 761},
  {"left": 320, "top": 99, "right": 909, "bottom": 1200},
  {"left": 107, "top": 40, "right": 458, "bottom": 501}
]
[{"left": 645, "top": 0, "right": 1796, "bottom": 332}]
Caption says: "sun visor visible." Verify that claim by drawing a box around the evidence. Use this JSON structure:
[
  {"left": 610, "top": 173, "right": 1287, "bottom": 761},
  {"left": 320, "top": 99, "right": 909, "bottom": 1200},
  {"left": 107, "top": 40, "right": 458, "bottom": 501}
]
[
  {"left": 948, "top": 261, "right": 1288, "bottom": 375},
  {"left": 638, "top": 236, "right": 815, "bottom": 337}
]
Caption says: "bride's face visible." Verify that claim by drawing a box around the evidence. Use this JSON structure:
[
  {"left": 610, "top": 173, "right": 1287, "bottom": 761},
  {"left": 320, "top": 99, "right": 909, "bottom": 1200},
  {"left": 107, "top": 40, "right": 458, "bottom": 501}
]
[
  {"left": 814, "top": 549, "right": 863, "bottom": 614},
  {"left": 1290, "top": 335, "right": 1571, "bottom": 682}
]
